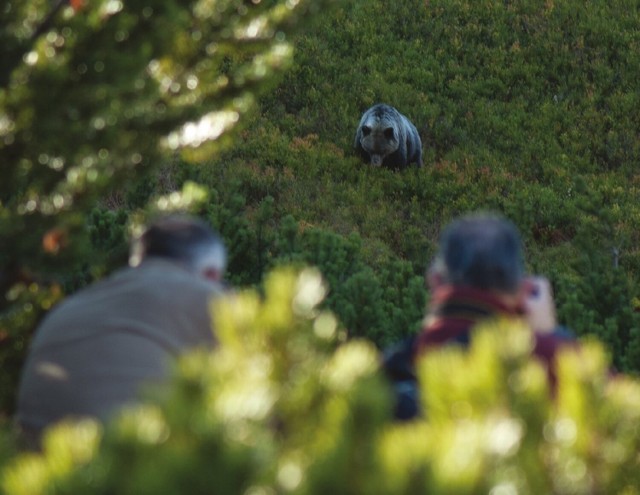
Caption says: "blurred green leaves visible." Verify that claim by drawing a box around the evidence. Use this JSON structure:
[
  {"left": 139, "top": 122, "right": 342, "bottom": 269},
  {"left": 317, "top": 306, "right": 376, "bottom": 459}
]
[{"left": 3, "top": 269, "right": 640, "bottom": 494}]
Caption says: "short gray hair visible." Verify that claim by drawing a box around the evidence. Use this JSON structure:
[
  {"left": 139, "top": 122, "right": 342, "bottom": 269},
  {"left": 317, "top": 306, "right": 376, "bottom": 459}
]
[
  {"left": 435, "top": 212, "right": 524, "bottom": 293},
  {"left": 129, "top": 215, "right": 227, "bottom": 274}
]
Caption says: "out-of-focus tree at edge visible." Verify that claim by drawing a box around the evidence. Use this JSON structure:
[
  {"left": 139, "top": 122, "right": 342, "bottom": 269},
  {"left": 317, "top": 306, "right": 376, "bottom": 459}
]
[{"left": 0, "top": 0, "right": 341, "bottom": 417}]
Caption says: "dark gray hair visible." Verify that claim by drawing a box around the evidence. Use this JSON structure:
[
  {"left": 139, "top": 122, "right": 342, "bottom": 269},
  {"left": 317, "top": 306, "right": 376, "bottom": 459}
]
[
  {"left": 129, "top": 215, "right": 227, "bottom": 274},
  {"left": 435, "top": 212, "right": 524, "bottom": 293}
]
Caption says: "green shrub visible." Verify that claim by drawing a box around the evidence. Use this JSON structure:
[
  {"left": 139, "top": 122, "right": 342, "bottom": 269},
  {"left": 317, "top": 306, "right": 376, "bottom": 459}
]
[{"left": 3, "top": 268, "right": 640, "bottom": 494}]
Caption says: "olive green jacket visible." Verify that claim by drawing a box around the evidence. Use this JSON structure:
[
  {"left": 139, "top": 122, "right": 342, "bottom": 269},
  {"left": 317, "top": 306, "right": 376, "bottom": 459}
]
[{"left": 16, "top": 258, "right": 224, "bottom": 437}]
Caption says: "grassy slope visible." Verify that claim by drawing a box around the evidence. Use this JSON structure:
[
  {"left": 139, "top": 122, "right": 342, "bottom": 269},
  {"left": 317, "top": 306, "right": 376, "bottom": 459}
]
[{"left": 180, "top": 0, "right": 640, "bottom": 363}]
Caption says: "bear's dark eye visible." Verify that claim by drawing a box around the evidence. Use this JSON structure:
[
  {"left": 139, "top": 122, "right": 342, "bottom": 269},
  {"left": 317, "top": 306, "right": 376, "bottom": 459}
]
[
  {"left": 384, "top": 127, "right": 395, "bottom": 139},
  {"left": 362, "top": 126, "right": 371, "bottom": 136}
]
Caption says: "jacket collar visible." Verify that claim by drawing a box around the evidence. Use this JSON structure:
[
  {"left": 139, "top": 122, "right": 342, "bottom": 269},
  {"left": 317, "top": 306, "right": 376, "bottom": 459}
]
[
  {"left": 429, "top": 285, "right": 523, "bottom": 320},
  {"left": 417, "top": 285, "right": 524, "bottom": 350}
]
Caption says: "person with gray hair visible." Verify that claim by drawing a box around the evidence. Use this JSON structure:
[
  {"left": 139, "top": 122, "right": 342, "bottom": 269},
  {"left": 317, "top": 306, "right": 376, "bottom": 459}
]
[
  {"left": 418, "top": 212, "right": 561, "bottom": 348},
  {"left": 384, "top": 212, "right": 575, "bottom": 420},
  {"left": 433, "top": 213, "right": 524, "bottom": 292},
  {"left": 16, "top": 214, "right": 228, "bottom": 448}
]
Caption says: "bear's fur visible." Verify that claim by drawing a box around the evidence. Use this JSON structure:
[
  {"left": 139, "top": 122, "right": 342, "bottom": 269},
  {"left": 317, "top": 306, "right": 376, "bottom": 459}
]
[{"left": 354, "top": 104, "right": 423, "bottom": 169}]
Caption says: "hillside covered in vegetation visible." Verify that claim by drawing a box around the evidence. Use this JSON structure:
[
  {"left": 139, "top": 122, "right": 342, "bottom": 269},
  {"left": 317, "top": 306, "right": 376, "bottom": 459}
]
[{"left": 174, "top": 0, "right": 640, "bottom": 360}]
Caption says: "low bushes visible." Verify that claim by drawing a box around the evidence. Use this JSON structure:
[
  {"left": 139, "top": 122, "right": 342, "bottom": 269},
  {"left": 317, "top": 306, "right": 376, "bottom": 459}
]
[{"left": 3, "top": 268, "right": 640, "bottom": 494}]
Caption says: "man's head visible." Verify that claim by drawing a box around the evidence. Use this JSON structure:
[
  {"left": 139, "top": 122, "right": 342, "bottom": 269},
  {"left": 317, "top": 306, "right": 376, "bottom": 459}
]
[
  {"left": 430, "top": 212, "right": 525, "bottom": 294},
  {"left": 129, "top": 215, "right": 227, "bottom": 281}
]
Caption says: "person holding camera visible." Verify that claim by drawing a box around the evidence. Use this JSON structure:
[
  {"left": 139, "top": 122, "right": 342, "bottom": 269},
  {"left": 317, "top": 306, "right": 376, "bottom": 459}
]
[{"left": 384, "top": 212, "right": 576, "bottom": 420}]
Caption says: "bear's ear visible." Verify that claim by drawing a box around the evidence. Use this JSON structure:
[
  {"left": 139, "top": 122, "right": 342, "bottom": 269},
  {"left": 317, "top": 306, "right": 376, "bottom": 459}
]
[
  {"left": 384, "top": 127, "right": 395, "bottom": 139},
  {"left": 362, "top": 125, "right": 372, "bottom": 136}
]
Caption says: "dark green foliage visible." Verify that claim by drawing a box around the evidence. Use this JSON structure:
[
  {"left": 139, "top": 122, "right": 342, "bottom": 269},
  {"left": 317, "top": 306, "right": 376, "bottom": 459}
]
[
  {"left": 202, "top": 182, "right": 428, "bottom": 346},
  {"left": 272, "top": 227, "right": 426, "bottom": 347},
  {"left": 553, "top": 237, "right": 640, "bottom": 373}
]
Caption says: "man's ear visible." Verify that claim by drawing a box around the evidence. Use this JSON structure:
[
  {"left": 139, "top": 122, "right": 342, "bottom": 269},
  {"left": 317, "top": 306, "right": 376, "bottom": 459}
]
[
  {"left": 426, "top": 266, "right": 446, "bottom": 290},
  {"left": 202, "top": 267, "right": 222, "bottom": 282}
]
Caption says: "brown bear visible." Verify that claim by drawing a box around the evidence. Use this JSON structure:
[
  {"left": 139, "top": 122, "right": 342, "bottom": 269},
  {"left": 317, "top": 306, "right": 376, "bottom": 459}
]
[{"left": 354, "top": 104, "right": 423, "bottom": 169}]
